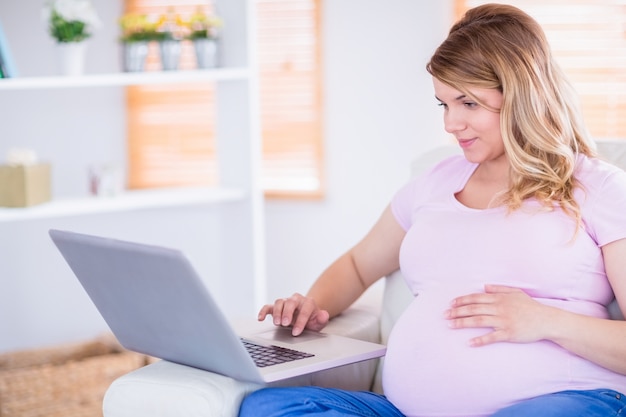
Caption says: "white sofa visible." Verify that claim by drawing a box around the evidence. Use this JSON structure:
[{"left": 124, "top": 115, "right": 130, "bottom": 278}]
[{"left": 103, "top": 142, "right": 625, "bottom": 417}]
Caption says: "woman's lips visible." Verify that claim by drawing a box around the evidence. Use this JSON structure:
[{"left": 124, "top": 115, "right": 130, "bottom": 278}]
[{"left": 458, "top": 138, "right": 477, "bottom": 149}]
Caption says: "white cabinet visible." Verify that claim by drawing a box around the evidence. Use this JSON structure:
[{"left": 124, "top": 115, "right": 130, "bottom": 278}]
[{"left": 0, "top": 0, "right": 266, "bottom": 352}]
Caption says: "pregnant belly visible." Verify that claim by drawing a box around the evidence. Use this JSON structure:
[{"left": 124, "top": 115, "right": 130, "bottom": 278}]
[{"left": 382, "top": 292, "right": 573, "bottom": 417}]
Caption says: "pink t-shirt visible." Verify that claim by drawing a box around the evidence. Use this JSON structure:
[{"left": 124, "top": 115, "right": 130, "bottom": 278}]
[{"left": 384, "top": 154, "right": 626, "bottom": 417}]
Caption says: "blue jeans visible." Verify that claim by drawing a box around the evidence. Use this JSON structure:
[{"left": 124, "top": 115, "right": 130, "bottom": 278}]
[
  {"left": 492, "top": 389, "right": 625, "bottom": 417},
  {"left": 238, "top": 387, "right": 626, "bottom": 417},
  {"left": 238, "top": 387, "right": 403, "bottom": 417}
]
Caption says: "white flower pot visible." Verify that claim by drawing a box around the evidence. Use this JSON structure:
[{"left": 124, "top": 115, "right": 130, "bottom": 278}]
[
  {"left": 122, "top": 41, "right": 149, "bottom": 72},
  {"left": 58, "top": 42, "right": 87, "bottom": 76},
  {"left": 193, "top": 39, "right": 218, "bottom": 69},
  {"left": 159, "top": 40, "right": 181, "bottom": 71}
]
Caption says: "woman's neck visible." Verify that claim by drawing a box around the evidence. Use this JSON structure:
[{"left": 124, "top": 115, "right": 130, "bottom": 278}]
[{"left": 455, "top": 156, "right": 511, "bottom": 210}]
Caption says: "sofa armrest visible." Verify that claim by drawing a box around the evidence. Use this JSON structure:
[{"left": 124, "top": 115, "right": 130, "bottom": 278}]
[
  {"left": 306, "top": 289, "right": 383, "bottom": 391},
  {"left": 103, "top": 360, "right": 261, "bottom": 417},
  {"left": 103, "top": 293, "right": 383, "bottom": 417},
  {"left": 322, "top": 286, "right": 382, "bottom": 341}
]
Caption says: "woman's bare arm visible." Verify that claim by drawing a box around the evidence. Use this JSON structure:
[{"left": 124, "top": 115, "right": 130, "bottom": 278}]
[
  {"left": 545, "top": 237, "right": 626, "bottom": 374},
  {"left": 258, "top": 205, "right": 406, "bottom": 335}
]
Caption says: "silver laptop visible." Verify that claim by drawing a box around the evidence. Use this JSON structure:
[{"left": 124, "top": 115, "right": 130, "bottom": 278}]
[{"left": 49, "top": 229, "right": 386, "bottom": 384}]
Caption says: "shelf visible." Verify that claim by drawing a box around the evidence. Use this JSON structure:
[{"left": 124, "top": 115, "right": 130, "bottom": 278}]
[
  {"left": 0, "top": 186, "right": 247, "bottom": 222},
  {"left": 0, "top": 67, "right": 249, "bottom": 90}
]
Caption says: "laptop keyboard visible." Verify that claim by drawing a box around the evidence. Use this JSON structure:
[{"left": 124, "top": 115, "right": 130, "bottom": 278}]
[{"left": 241, "top": 339, "right": 315, "bottom": 368}]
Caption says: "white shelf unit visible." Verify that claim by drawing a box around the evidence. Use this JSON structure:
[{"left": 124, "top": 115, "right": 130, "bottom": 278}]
[
  {"left": 0, "top": 0, "right": 267, "bottom": 314},
  {"left": 0, "top": 68, "right": 250, "bottom": 90},
  {"left": 0, "top": 68, "right": 253, "bottom": 223},
  {"left": 0, "top": 186, "right": 247, "bottom": 222}
]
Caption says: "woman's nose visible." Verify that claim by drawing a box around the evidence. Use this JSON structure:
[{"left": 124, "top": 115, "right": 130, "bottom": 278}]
[{"left": 444, "top": 110, "right": 465, "bottom": 134}]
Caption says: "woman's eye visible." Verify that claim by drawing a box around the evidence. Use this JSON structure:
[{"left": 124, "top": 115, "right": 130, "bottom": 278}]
[
  {"left": 464, "top": 102, "right": 477, "bottom": 108},
  {"left": 437, "top": 102, "right": 447, "bottom": 109}
]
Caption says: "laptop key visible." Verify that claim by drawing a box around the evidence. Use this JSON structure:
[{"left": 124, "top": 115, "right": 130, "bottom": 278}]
[{"left": 241, "top": 339, "right": 315, "bottom": 368}]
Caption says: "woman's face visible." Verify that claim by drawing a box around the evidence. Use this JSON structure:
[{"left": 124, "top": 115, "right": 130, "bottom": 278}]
[{"left": 433, "top": 77, "right": 505, "bottom": 165}]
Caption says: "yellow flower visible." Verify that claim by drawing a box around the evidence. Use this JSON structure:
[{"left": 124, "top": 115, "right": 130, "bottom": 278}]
[
  {"left": 118, "top": 13, "right": 163, "bottom": 42},
  {"left": 185, "top": 7, "right": 222, "bottom": 40}
]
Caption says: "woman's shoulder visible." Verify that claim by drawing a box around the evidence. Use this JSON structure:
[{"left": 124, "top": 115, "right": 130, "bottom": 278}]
[
  {"left": 413, "top": 154, "right": 474, "bottom": 180},
  {"left": 576, "top": 153, "right": 626, "bottom": 245},
  {"left": 575, "top": 153, "right": 626, "bottom": 191},
  {"left": 391, "top": 154, "right": 472, "bottom": 230},
  {"left": 393, "top": 154, "right": 472, "bottom": 204},
  {"left": 401, "top": 154, "right": 475, "bottom": 198}
]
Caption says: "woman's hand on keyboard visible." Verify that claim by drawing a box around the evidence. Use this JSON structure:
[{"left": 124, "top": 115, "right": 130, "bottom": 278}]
[{"left": 258, "top": 293, "right": 330, "bottom": 336}]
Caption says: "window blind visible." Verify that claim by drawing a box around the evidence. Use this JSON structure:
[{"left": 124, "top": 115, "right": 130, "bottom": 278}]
[
  {"left": 457, "top": 0, "right": 626, "bottom": 141},
  {"left": 125, "top": 0, "right": 324, "bottom": 197},
  {"left": 125, "top": 0, "right": 218, "bottom": 188},
  {"left": 258, "top": 0, "right": 324, "bottom": 198}
]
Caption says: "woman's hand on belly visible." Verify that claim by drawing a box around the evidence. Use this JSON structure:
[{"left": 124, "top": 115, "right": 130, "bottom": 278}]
[{"left": 444, "top": 284, "right": 556, "bottom": 347}]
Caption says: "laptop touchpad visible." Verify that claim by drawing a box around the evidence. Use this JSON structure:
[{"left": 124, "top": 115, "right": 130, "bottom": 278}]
[{"left": 256, "top": 328, "right": 327, "bottom": 344}]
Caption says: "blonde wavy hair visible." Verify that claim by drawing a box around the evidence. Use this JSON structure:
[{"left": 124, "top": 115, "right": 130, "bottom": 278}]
[{"left": 427, "top": 3, "right": 596, "bottom": 222}]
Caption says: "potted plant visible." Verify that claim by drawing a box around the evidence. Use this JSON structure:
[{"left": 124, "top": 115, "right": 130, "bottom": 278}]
[
  {"left": 184, "top": 7, "right": 223, "bottom": 69},
  {"left": 118, "top": 13, "right": 162, "bottom": 72},
  {"left": 119, "top": 10, "right": 186, "bottom": 72},
  {"left": 156, "top": 8, "right": 185, "bottom": 71},
  {"left": 42, "top": 0, "right": 101, "bottom": 75}
]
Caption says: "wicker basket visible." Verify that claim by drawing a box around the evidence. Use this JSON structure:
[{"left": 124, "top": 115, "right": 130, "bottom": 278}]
[{"left": 0, "top": 337, "right": 151, "bottom": 417}]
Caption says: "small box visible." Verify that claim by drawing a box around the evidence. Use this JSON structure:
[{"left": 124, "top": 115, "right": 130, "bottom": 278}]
[{"left": 0, "top": 163, "right": 51, "bottom": 207}]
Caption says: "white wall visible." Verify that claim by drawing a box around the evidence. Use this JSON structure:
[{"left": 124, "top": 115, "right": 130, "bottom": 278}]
[
  {"left": 0, "top": 0, "right": 453, "bottom": 353},
  {"left": 265, "top": 0, "right": 453, "bottom": 300}
]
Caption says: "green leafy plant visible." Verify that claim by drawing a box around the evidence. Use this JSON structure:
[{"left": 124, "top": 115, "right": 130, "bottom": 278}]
[
  {"left": 42, "top": 0, "right": 101, "bottom": 43},
  {"left": 119, "top": 13, "right": 165, "bottom": 43}
]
